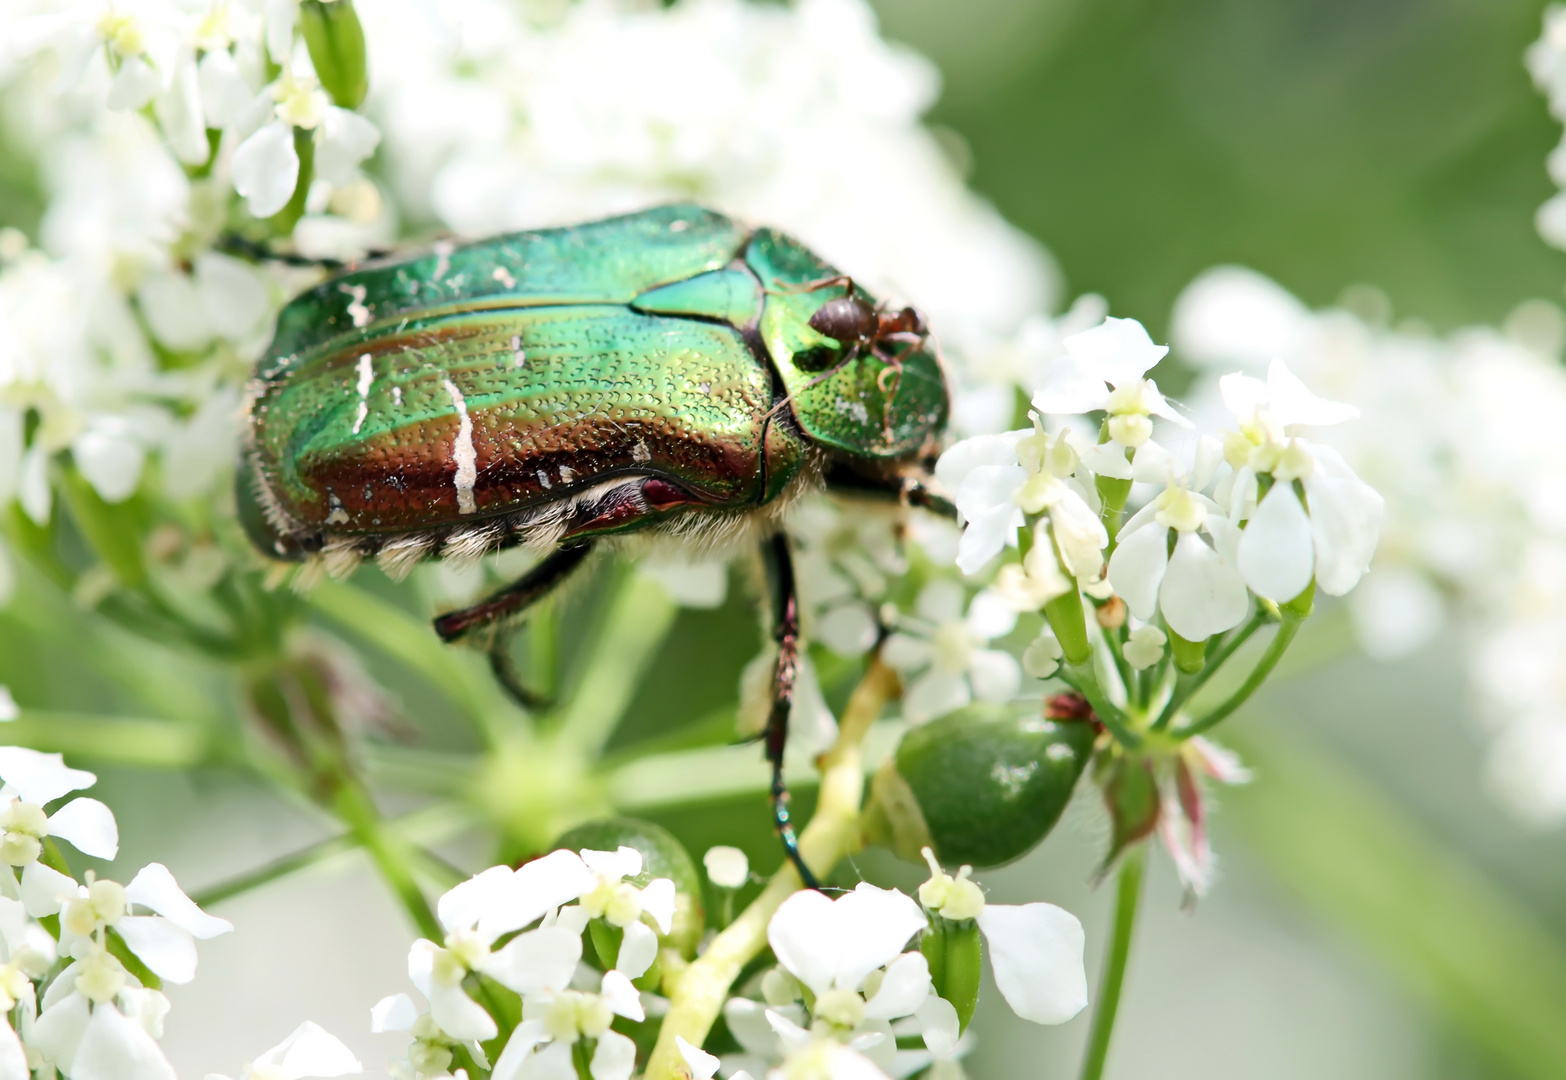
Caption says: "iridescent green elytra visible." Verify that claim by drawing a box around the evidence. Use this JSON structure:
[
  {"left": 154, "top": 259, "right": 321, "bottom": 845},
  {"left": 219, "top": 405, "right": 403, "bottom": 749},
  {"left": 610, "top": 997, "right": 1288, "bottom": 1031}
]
[{"left": 240, "top": 204, "right": 948, "bottom": 571}]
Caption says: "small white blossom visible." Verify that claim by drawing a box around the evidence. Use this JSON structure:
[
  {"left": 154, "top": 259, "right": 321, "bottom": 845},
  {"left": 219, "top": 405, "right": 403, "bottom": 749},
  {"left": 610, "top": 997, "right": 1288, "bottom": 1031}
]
[
  {"left": 208, "top": 1021, "right": 363, "bottom": 1080},
  {"left": 882, "top": 582, "right": 1021, "bottom": 724},
  {"left": 703, "top": 846, "right": 749, "bottom": 890}
]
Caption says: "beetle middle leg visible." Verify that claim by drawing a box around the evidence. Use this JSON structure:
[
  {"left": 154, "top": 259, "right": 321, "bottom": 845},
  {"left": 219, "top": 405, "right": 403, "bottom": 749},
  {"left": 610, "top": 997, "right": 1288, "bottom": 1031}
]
[
  {"left": 759, "top": 532, "right": 822, "bottom": 891},
  {"left": 433, "top": 542, "right": 596, "bottom": 709}
]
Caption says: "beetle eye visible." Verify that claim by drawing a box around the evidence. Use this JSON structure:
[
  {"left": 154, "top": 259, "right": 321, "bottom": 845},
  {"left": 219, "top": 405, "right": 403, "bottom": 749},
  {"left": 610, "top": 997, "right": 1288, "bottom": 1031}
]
[{"left": 792, "top": 343, "right": 842, "bottom": 372}]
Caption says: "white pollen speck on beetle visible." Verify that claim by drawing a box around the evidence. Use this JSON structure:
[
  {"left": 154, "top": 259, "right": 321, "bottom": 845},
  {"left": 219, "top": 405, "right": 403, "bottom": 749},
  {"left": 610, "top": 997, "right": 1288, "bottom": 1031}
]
[
  {"left": 632, "top": 439, "right": 652, "bottom": 463},
  {"left": 511, "top": 334, "right": 526, "bottom": 368},
  {"left": 431, "top": 239, "right": 455, "bottom": 282},
  {"left": 493, "top": 266, "right": 517, "bottom": 288},
  {"left": 351, "top": 353, "right": 373, "bottom": 434},
  {"left": 340, "top": 283, "right": 371, "bottom": 328},
  {"left": 538, "top": 469, "right": 553, "bottom": 490},
  {"left": 442, "top": 377, "right": 479, "bottom": 514},
  {"left": 392, "top": 386, "right": 403, "bottom": 406}
]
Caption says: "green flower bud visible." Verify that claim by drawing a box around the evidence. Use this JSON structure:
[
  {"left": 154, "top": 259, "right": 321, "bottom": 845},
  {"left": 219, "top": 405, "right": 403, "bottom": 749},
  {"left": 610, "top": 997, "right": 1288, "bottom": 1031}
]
[
  {"left": 552, "top": 817, "right": 703, "bottom": 958},
  {"left": 1044, "top": 589, "right": 1093, "bottom": 665},
  {"left": 299, "top": 0, "right": 369, "bottom": 109},
  {"left": 864, "top": 702, "right": 1096, "bottom": 868}
]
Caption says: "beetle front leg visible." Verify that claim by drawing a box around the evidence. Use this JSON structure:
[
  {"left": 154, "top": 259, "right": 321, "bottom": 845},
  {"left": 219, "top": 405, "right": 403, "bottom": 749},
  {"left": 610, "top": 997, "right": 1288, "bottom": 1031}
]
[
  {"left": 760, "top": 532, "right": 822, "bottom": 891},
  {"left": 822, "top": 463, "right": 958, "bottom": 520},
  {"left": 433, "top": 542, "right": 595, "bottom": 710}
]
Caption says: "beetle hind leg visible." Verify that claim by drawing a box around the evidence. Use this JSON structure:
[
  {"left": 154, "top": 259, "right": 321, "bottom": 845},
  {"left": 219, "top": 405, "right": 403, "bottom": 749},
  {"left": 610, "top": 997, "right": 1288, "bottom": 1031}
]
[
  {"left": 433, "top": 542, "right": 596, "bottom": 711},
  {"left": 760, "top": 532, "right": 822, "bottom": 891}
]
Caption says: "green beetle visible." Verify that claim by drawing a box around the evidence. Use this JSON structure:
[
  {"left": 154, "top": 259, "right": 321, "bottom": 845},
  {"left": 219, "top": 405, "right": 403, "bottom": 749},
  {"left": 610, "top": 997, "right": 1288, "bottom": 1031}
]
[{"left": 239, "top": 203, "right": 954, "bottom": 882}]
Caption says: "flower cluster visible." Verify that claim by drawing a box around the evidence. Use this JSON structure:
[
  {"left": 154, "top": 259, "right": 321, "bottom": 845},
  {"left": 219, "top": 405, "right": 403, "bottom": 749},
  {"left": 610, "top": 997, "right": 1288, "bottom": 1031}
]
[
  {"left": 1172, "top": 262, "right": 1566, "bottom": 827},
  {"left": 0, "top": 0, "right": 385, "bottom": 601},
  {"left": 1529, "top": 5, "right": 1566, "bottom": 250}
]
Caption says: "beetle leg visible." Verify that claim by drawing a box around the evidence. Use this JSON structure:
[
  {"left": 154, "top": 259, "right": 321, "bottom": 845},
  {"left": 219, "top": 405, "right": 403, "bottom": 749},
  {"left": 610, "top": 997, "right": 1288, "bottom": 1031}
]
[
  {"left": 215, "top": 233, "right": 392, "bottom": 271},
  {"left": 760, "top": 532, "right": 822, "bottom": 891}
]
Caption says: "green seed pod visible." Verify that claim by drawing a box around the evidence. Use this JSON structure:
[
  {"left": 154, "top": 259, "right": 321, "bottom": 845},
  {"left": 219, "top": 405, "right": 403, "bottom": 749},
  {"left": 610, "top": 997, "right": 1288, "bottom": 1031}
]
[
  {"left": 920, "top": 916, "right": 982, "bottom": 1032},
  {"left": 1044, "top": 589, "right": 1092, "bottom": 665},
  {"left": 300, "top": 0, "right": 369, "bottom": 109},
  {"left": 865, "top": 701, "right": 1096, "bottom": 868},
  {"left": 552, "top": 817, "right": 704, "bottom": 958}
]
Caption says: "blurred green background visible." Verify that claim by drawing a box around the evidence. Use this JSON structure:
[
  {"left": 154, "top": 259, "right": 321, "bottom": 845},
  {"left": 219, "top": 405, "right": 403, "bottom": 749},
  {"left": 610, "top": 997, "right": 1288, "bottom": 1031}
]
[{"left": 6, "top": 2, "right": 1566, "bottom": 1078}]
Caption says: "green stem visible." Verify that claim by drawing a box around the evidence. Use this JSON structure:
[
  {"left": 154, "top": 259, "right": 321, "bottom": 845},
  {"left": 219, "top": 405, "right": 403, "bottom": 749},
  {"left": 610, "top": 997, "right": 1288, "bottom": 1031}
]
[
  {"left": 1069, "top": 664, "right": 1140, "bottom": 748},
  {"left": 555, "top": 573, "right": 678, "bottom": 755},
  {"left": 1178, "top": 615, "right": 1301, "bottom": 739},
  {"left": 331, "top": 778, "right": 442, "bottom": 940},
  {"left": 1080, "top": 846, "right": 1145, "bottom": 1080},
  {"left": 1152, "top": 607, "right": 1269, "bottom": 730}
]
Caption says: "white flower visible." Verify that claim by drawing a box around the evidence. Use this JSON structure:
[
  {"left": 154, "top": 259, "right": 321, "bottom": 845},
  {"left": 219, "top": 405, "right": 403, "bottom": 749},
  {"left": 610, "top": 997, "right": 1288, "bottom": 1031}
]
[
  {"left": 0, "top": 746, "right": 117, "bottom": 867},
  {"left": 209, "top": 1021, "right": 363, "bottom": 1080},
  {"left": 788, "top": 497, "right": 906, "bottom": 657},
  {"left": 488, "top": 980, "right": 641, "bottom": 1080},
  {"left": 232, "top": 70, "right": 381, "bottom": 219},
  {"left": 882, "top": 581, "right": 1021, "bottom": 724},
  {"left": 1218, "top": 361, "right": 1383, "bottom": 601},
  {"left": 409, "top": 852, "right": 593, "bottom": 1041},
  {"left": 1107, "top": 483, "right": 1249, "bottom": 642},
  {"left": 916, "top": 852, "right": 1088, "bottom": 1026}
]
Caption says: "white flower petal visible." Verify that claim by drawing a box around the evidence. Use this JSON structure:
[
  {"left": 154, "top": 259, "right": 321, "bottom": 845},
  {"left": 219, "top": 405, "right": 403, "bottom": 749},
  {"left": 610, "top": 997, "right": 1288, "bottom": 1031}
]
[
  {"left": 45, "top": 798, "right": 118, "bottom": 859},
  {"left": 934, "top": 431, "right": 1028, "bottom": 493},
  {"left": 0, "top": 1016, "right": 26, "bottom": 1080},
  {"left": 763, "top": 1008, "right": 811, "bottom": 1052},
  {"left": 137, "top": 270, "right": 212, "bottom": 350},
  {"left": 106, "top": 56, "right": 162, "bottom": 111},
  {"left": 590, "top": 1030, "right": 636, "bottom": 1080},
  {"left": 520, "top": 1040, "right": 575, "bottom": 1080},
  {"left": 369, "top": 994, "right": 418, "bottom": 1034},
  {"left": 599, "top": 970, "right": 644, "bottom": 1022},
  {"left": 975, "top": 902, "right": 1088, "bottom": 1025},
  {"left": 481, "top": 850, "right": 593, "bottom": 940},
  {"left": 1031, "top": 357, "right": 1112, "bottom": 415},
  {"left": 1218, "top": 371, "right": 1270, "bottom": 422},
  {"left": 901, "top": 670, "right": 970, "bottom": 726},
  {"left": 116, "top": 916, "right": 197, "bottom": 984},
  {"left": 581, "top": 846, "right": 643, "bottom": 881},
  {"left": 1264, "top": 359, "right": 1359, "bottom": 428},
  {"left": 638, "top": 877, "right": 675, "bottom": 935},
  {"left": 1303, "top": 469, "right": 1384, "bottom": 596},
  {"left": 0, "top": 747, "right": 95, "bottom": 804},
  {"left": 232, "top": 121, "right": 300, "bottom": 219},
  {"left": 73, "top": 1003, "right": 176, "bottom": 1080},
  {"left": 816, "top": 602, "right": 879, "bottom": 657},
  {"left": 1138, "top": 380, "right": 1192, "bottom": 426},
  {"left": 438, "top": 865, "right": 514, "bottom": 935},
  {"left": 20, "top": 861, "right": 78, "bottom": 918},
  {"left": 253, "top": 1021, "right": 362, "bottom": 1080},
  {"left": 195, "top": 252, "right": 272, "bottom": 341},
  {"left": 1127, "top": 439, "right": 1173, "bottom": 483},
  {"left": 675, "top": 1036, "right": 720, "bottom": 1080},
  {"left": 315, "top": 107, "right": 382, "bottom": 186},
  {"left": 829, "top": 885, "right": 928, "bottom": 993},
  {"left": 1050, "top": 489, "right": 1109, "bottom": 580},
  {"left": 31, "top": 990, "right": 90, "bottom": 1072},
  {"left": 74, "top": 427, "right": 146, "bottom": 503},
  {"left": 428, "top": 980, "right": 496, "bottom": 1043},
  {"left": 1159, "top": 533, "right": 1249, "bottom": 642},
  {"left": 485, "top": 927, "right": 582, "bottom": 997},
  {"left": 722, "top": 998, "right": 781, "bottom": 1058},
  {"left": 880, "top": 632, "right": 935, "bottom": 673},
  {"left": 821, "top": 1045, "right": 890, "bottom": 1080},
  {"left": 124, "top": 864, "right": 232, "bottom": 938},
  {"left": 1106, "top": 522, "right": 1169, "bottom": 622},
  {"left": 197, "top": 49, "right": 253, "bottom": 128},
  {"left": 967, "top": 649, "right": 1021, "bottom": 703},
  {"left": 1063, "top": 317, "right": 1169, "bottom": 385},
  {"left": 1193, "top": 435, "right": 1225, "bottom": 491},
  {"left": 913, "top": 992, "right": 960, "bottom": 1059},
  {"left": 1080, "top": 440, "right": 1134, "bottom": 480},
  {"left": 863, "top": 952, "right": 932, "bottom": 1020},
  {"left": 850, "top": 1019, "right": 894, "bottom": 1071},
  {"left": 767, "top": 890, "right": 840, "bottom": 996},
  {"left": 490, "top": 1020, "right": 549, "bottom": 1080},
  {"left": 1237, "top": 481, "right": 1315, "bottom": 602},
  {"left": 614, "top": 920, "right": 657, "bottom": 979},
  {"left": 154, "top": 51, "right": 208, "bottom": 166}
]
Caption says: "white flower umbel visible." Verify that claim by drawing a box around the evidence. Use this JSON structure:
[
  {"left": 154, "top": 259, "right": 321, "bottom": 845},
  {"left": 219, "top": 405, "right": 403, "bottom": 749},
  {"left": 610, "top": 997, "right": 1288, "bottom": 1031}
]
[
  {"left": 917, "top": 850, "right": 1089, "bottom": 1027},
  {"left": 788, "top": 496, "right": 908, "bottom": 658},
  {"left": 210, "top": 1021, "right": 363, "bottom": 1080},
  {"left": 882, "top": 581, "right": 1021, "bottom": 725}
]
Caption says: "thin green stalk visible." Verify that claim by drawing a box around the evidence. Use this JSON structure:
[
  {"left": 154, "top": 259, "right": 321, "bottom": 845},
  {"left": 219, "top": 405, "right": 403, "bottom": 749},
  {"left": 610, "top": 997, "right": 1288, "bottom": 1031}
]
[
  {"left": 1178, "top": 615, "right": 1301, "bottom": 739},
  {"left": 1080, "top": 847, "right": 1146, "bottom": 1080},
  {"left": 1070, "top": 664, "right": 1141, "bottom": 748},
  {"left": 1152, "top": 607, "right": 1269, "bottom": 730},
  {"left": 331, "top": 778, "right": 442, "bottom": 940},
  {"left": 555, "top": 574, "right": 678, "bottom": 755}
]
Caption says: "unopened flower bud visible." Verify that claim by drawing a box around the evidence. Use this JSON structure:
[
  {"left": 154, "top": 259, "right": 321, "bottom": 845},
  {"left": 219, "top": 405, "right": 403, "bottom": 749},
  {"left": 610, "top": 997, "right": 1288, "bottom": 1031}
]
[
  {"left": 62, "top": 898, "right": 99, "bottom": 939},
  {"left": 1, "top": 802, "right": 47, "bottom": 838},
  {"left": 1021, "top": 632, "right": 1062, "bottom": 678},
  {"left": 702, "top": 846, "right": 748, "bottom": 889},
  {"left": 408, "top": 1043, "right": 452, "bottom": 1077},
  {"left": 0, "top": 834, "right": 41, "bottom": 868},
  {"left": 1095, "top": 595, "right": 1127, "bottom": 629},
  {"left": 761, "top": 967, "right": 803, "bottom": 1007},
  {"left": 576, "top": 994, "right": 612, "bottom": 1039}
]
